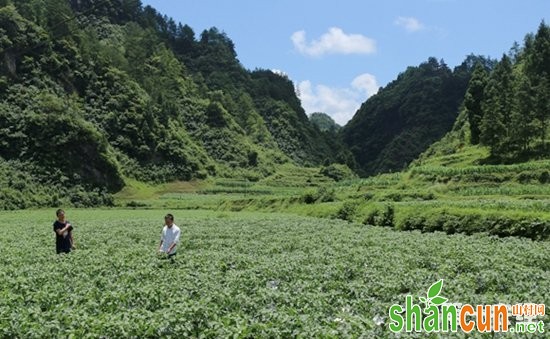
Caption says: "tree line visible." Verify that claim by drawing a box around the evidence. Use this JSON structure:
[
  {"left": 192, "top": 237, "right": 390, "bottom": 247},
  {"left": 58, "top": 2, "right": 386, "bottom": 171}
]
[{"left": 465, "top": 22, "right": 550, "bottom": 161}]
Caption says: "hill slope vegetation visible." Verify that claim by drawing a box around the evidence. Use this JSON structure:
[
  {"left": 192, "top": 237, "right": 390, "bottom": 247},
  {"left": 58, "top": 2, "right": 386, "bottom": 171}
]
[
  {"left": 0, "top": 0, "right": 344, "bottom": 208},
  {"left": 341, "top": 56, "right": 494, "bottom": 176}
]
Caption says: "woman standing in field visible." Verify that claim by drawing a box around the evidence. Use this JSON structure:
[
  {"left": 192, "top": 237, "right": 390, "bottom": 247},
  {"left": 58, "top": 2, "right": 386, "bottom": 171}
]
[{"left": 53, "top": 209, "right": 75, "bottom": 254}]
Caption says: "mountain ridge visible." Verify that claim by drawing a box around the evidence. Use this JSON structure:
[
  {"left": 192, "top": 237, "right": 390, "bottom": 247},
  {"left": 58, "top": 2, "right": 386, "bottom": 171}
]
[
  {"left": 0, "top": 0, "right": 347, "bottom": 208},
  {"left": 1, "top": 1, "right": 548, "bottom": 210}
]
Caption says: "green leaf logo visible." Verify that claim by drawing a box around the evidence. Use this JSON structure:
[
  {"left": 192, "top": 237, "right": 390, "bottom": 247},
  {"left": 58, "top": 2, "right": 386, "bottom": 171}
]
[
  {"left": 421, "top": 279, "right": 447, "bottom": 311},
  {"left": 428, "top": 280, "right": 443, "bottom": 299},
  {"left": 431, "top": 296, "right": 448, "bottom": 305}
]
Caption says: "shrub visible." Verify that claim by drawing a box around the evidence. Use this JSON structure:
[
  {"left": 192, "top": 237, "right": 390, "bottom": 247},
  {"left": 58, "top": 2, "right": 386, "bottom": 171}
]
[
  {"left": 126, "top": 200, "right": 149, "bottom": 208},
  {"left": 395, "top": 209, "right": 550, "bottom": 240},
  {"left": 364, "top": 209, "right": 378, "bottom": 226},
  {"left": 363, "top": 204, "right": 394, "bottom": 227},
  {"left": 300, "top": 186, "right": 335, "bottom": 204},
  {"left": 363, "top": 192, "right": 375, "bottom": 200},
  {"left": 379, "top": 191, "right": 435, "bottom": 202},
  {"left": 539, "top": 170, "right": 550, "bottom": 184},
  {"left": 317, "top": 187, "right": 336, "bottom": 203},
  {"left": 320, "top": 164, "right": 357, "bottom": 182},
  {"left": 516, "top": 171, "right": 539, "bottom": 184},
  {"left": 301, "top": 190, "right": 318, "bottom": 204},
  {"left": 379, "top": 204, "right": 395, "bottom": 227},
  {"left": 334, "top": 201, "right": 358, "bottom": 222}
]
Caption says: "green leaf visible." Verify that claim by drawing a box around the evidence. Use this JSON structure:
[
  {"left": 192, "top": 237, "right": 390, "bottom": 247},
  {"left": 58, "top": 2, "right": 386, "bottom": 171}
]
[
  {"left": 419, "top": 297, "right": 426, "bottom": 303},
  {"left": 431, "top": 297, "right": 448, "bottom": 305},
  {"left": 427, "top": 279, "right": 444, "bottom": 299}
]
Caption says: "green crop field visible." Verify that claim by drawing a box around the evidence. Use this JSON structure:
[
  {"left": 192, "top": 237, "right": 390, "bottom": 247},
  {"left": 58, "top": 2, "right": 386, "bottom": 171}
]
[{"left": 1, "top": 209, "right": 548, "bottom": 337}]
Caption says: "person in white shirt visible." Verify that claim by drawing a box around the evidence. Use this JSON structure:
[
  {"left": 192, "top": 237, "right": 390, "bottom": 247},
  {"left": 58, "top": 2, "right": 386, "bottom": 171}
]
[{"left": 158, "top": 213, "right": 181, "bottom": 260}]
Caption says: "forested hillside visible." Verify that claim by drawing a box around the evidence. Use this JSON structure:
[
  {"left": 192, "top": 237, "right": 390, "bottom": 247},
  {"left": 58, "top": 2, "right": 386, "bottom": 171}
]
[
  {"left": 418, "top": 21, "right": 550, "bottom": 165},
  {"left": 0, "top": 0, "right": 342, "bottom": 208},
  {"left": 341, "top": 56, "right": 495, "bottom": 176},
  {"left": 343, "top": 22, "right": 550, "bottom": 176},
  {"left": 309, "top": 112, "right": 340, "bottom": 133}
]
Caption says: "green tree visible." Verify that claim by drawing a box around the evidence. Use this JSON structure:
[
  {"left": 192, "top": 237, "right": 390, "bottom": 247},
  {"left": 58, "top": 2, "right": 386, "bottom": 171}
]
[
  {"left": 0, "top": 4, "right": 49, "bottom": 78},
  {"left": 174, "top": 23, "right": 195, "bottom": 55},
  {"left": 525, "top": 22, "right": 550, "bottom": 151},
  {"left": 510, "top": 72, "right": 537, "bottom": 154},
  {"left": 44, "top": 0, "right": 76, "bottom": 38},
  {"left": 206, "top": 102, "right": 228, "bottom": 128},
  {"left": 464, "top": 62, "right": 488, "bottom": 144},
  {"left": 480, "top": 55, "right": 515, "bottom": 157},
  {"left": 480, "top": 81, "right": 505, "bottom": 155}
]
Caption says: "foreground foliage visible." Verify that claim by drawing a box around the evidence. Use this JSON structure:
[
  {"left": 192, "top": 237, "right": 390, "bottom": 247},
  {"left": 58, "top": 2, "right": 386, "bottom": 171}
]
[{"left": 0, "top": 210, "right": 548, "bottom": 337}]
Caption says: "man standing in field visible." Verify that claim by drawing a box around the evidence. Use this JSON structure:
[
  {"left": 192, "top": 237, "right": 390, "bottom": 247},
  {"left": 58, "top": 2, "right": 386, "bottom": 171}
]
[
  {"left": 53, "top": 209, "right": 75, "bottom": 254},
  {"left": 158, "top": 213, "right": 181, "bottom": 260}
]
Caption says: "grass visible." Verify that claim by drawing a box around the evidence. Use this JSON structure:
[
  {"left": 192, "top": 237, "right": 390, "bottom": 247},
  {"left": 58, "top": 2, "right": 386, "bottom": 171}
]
[
  {"left": 1, "top": 209, "right": 548, "bottom": 337},
  {"left": 114, "top": 166, "right": 324, "bottom": 209},
  {"left": 258, "top": 164, "right": 335, "bottom": 187},
  {"left": 176, "top": 144, "right": 550, "bottom": 240},
  {"left": 112, "top": 143, "right": 550, "bottom": 241},
  {"left": 115, "top": 178, "right": 207, "bottom": 201},
  {"left": 414, "top": 144, "right": 490, "bottom": 167}
]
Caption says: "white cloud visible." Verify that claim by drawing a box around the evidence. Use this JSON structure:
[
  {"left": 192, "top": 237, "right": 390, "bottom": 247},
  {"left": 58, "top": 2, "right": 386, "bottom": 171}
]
[
  {"left": 291, "top": 27, "right": 376, "bottom": 57},
  {"left": 394, "top": 16, "right": 425, "bottom": 33},
  {"left": 298, "top": 73, "right": 379, "bottom": 125},
  {"left": 351, "top": 73, "right": 379, "bottom": 97}
]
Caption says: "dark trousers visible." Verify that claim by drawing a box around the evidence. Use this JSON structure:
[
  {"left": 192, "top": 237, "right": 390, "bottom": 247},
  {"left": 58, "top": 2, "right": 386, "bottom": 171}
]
[{"left": 160, "top": 252, "right": 176, "bottom": 262}]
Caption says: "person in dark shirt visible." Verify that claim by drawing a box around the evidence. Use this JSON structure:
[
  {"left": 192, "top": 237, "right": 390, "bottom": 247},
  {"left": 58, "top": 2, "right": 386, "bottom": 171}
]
[{"left": 53, "top": 209, "right": 75, "bottom": 254}]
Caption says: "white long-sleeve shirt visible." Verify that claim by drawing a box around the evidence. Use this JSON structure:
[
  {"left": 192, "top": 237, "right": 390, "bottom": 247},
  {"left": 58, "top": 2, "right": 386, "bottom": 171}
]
[{"left": 160, "top": 224, "right": 181, "bottom": 254}]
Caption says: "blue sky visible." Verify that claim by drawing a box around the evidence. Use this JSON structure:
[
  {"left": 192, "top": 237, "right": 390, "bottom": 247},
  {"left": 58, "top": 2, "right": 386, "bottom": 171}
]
[{"left": 141, "top": 0, "right": 549, "bottom": 125}]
